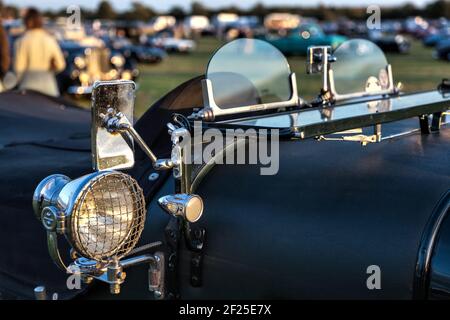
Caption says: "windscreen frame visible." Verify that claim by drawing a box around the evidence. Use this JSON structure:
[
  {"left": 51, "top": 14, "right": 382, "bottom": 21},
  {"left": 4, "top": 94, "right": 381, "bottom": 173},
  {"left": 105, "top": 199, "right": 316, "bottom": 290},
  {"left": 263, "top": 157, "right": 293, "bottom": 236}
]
[{"left": 200, "top": 38, "right": 301, "bottom": 121}]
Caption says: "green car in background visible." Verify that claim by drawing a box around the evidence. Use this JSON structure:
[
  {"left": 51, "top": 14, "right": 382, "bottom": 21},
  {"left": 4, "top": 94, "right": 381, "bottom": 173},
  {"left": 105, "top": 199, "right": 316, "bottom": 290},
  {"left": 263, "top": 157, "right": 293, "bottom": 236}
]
[{"left": 263, "top": 23, "right": 347, "bottom": 56}]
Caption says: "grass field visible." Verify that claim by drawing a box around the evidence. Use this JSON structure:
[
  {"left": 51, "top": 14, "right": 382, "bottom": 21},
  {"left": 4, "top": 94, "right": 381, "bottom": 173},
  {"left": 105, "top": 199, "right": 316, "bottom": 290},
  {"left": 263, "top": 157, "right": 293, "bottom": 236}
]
[{"left": 78, "top": 37, "right": 450, "bottom": 118}]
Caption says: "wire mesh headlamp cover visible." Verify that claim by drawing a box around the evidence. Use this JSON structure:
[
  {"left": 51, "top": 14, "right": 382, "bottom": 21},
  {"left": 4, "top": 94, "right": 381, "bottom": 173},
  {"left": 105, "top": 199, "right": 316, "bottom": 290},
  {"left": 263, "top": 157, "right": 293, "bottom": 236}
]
[{"left": 69, "top": 171, "right": 146, "bottom": 261}]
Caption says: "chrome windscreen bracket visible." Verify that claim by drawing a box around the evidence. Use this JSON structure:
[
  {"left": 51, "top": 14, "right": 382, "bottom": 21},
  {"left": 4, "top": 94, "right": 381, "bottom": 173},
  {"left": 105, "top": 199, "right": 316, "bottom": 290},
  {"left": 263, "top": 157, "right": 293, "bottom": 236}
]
[
  {"left": 307, "top": 46, "right": 335, "bottom": 106},
  {"left": 191, "top": 73, "right": 300, "bottom": 121},
  {"left": 307, "top": 44, "right": 399, "bottom": 105},
  {"left": 307, "top": 46, "right": 335, "bottom": 93}
]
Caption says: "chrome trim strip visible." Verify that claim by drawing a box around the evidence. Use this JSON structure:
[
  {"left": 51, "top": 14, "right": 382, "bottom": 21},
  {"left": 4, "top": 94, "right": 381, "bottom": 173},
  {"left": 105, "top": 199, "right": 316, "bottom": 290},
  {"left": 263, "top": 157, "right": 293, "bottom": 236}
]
[
  {"left": 414, "top": 191, "right": 450, "bottom": 299},
  {"left": 201, "top": 73, "right": 300, "bottom": 121},
  {"left": 190, "top": 139, "right": 244, "bottom": 193}
]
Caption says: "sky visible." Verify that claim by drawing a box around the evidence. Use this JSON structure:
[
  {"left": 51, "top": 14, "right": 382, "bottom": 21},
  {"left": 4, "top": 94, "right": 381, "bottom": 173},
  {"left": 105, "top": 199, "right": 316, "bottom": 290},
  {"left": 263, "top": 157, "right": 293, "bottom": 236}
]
[{"left": 4, "top": 0, "right": 434, "bottom": 11}]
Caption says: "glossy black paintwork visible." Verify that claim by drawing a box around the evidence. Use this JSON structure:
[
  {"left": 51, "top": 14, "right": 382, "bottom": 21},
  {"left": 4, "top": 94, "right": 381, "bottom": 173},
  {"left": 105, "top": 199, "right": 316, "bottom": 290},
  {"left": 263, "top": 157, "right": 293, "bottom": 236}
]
[
  {"left": 1, "top": 84, "right": 449, "bottom": 299},
  {"left": 176, "top": 125, "right": 450, "bottom": 299},
  {"left": 0, "top": 91, "right": 91, "bottom": 299}
]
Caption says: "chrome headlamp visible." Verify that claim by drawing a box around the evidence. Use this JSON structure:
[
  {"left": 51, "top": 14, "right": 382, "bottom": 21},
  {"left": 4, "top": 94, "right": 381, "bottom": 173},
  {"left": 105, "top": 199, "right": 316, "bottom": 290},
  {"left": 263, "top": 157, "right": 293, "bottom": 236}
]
[
  {"left": 33, "top": 171, "right": 167, "bottom": 296},
  {"left": 33, "top": 171, "right": 146, "bottom": 262}
]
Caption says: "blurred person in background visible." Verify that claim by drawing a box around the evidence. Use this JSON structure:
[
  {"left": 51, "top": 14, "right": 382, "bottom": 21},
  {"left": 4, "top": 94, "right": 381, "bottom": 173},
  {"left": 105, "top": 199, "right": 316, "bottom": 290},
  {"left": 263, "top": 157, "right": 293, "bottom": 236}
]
[
  {"left": 0, "top": 12, "right": 11, "bottom": 92},
  {"left": 14, "top": 8, "right": 65, "bottom": 96}
]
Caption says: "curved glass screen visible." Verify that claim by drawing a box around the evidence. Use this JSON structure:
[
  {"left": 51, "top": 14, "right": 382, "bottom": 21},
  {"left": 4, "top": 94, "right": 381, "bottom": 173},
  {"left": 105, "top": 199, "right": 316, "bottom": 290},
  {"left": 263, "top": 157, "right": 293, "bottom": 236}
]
[
  {"left": 332, "top": 39, "right": 390, "bottom": 95},
  {"left": 206, "top": 38, "right": 292, "bottom": 109}
]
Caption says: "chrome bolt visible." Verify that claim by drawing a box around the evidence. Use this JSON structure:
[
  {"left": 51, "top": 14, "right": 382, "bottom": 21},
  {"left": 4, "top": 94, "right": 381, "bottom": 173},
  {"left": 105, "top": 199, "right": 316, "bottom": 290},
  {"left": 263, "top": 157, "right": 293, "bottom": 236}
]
[
  {"left": 82, "top": 275, "right": 93, "bottom": 284},
  {"left": 117, "top": 271, "right": 127, "bottom": 281},
  {"left": 148, "top": 173, "right": 159, "bottom": 181},
  {"left": 34, "top": 286, "right": 47, "bottom": 300}
]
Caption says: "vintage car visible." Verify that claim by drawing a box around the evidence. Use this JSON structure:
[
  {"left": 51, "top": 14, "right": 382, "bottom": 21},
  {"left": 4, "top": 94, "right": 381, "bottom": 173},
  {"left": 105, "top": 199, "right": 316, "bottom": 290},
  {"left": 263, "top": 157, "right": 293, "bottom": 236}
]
[
  {"left": 262, "top": 23, "right": 346, "bottom": 56},
  {"left": 102, "top": 36, "right": 167, "bottom": 64},
  {"left": 434, "top": 38, "right": 450, "bottom": 61},
  {"left": 423, "top": 27, "right": 450, "bottom": 47},
  {"left": 0, "top": 38, "right": 449, "bottom": 300},
  {"left": 58, "top": 40, "right": 139, "bottom": 96},
  {"left": 366, "top": 30, "right": 411, "bottom": 54},
  {"left": 148, "top": 30, "right": 196, "bottom": 54}
]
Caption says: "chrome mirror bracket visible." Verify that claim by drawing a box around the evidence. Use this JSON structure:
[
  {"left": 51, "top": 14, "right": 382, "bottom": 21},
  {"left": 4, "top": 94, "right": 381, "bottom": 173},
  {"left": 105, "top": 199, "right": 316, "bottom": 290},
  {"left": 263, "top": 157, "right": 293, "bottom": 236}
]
[{"left": 100, "top": 108, "right": 179, "bottom": 173}]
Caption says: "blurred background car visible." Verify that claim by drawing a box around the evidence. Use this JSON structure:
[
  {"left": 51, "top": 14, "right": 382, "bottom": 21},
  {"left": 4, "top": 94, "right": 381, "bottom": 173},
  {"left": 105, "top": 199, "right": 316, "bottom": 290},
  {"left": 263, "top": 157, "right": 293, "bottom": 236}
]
[
  {"left": 434, "top": 38, "right": 450, "bottom": 61},
  {"left": 57, "top": 39, "right": 138, "bottom": 96},
  {"left": 102, "top": 35, "right": 166, "bottom": 64},
  {"left": 183, "top": 15, "right": 212, "bottom": 37},
  {"left": 0, "top": 0, "right": 448, "bottom": 108},
  {"left": 264, "top": 13, "right": 301, "bottom": 31},
  {"left": 367, "top": 30, "right": 411, "bottom": 53},
  {"left": 148, "top": 29, "right": 196, "bottom": 53},
  {"left": 262, "top": 23, "right": 346, "bottom": 55},
  {"left": 423, "top": 26, "right": 450, "bottom": 47},
  {"left": 223, "top": 16, "right": 261, "bottom": 41},
  {"left": 211, "top": 12, "right": 240, "bottom": 39}
]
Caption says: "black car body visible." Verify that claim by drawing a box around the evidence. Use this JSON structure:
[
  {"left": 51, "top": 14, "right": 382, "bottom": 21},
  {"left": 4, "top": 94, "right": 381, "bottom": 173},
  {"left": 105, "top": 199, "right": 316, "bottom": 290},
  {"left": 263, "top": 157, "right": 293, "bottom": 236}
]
[{"left": 0, "top": 39, "right": 449, "bottom": 300}]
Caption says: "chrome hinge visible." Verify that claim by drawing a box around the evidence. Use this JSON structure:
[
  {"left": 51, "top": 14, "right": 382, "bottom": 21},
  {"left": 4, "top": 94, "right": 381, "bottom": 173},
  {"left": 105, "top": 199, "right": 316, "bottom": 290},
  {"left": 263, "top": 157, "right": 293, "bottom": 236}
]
[
  {"left": 317, "top": 134, "right": 379, "bottom": 146},
  {"left": 317, "top": 125, "right": 381, "bottom": 146},
  {"left": 148, "top": 252, "right": 165, "bottom": 299}
]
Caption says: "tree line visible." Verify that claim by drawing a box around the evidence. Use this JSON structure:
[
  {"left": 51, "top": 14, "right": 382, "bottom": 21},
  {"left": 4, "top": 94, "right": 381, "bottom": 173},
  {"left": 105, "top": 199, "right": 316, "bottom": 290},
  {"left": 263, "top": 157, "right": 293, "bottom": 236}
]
[{"left": 1, "top": 0, "right": 449, "bottom": 21}]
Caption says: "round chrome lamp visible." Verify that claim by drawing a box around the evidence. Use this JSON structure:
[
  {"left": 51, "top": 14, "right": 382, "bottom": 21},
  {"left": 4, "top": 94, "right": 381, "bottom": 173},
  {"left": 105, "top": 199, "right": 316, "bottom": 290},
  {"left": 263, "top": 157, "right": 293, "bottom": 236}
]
[
  {"left": 33, "top": 171, "right": 168, "bottom": 296},
  {"left": 158, "top": 194, "right": 204, "bottom": 223},
  {"left": 33, "top": 171, "right": 146, "bottom": 264}
]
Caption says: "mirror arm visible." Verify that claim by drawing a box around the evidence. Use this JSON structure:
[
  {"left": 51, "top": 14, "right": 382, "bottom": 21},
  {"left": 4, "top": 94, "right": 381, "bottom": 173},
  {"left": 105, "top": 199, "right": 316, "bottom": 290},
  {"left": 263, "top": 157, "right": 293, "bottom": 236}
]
[
  {"left": 123, "top": 124, "right": 158, "bottom": 163},
  {"left": 120, "top": 124, "right": 175, "bottom": 170},
  {"left": 101, "top": 110, "right": 174, "bottom": 171}
]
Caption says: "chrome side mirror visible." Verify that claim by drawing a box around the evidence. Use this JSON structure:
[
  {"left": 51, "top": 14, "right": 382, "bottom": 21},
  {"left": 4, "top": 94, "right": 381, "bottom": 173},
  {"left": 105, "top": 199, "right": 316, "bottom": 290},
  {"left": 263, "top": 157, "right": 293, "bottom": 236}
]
[
  {"left": 91, "top": 80, "right": 136, "bottom": 171},
  {"left": 92, "top": 80, "right": 180, "bottom": 172}
]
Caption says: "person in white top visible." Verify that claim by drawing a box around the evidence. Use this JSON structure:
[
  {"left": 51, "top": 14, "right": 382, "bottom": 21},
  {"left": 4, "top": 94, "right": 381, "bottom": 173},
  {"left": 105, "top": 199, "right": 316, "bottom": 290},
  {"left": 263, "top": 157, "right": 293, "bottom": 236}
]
[{"left": 14, "top": 8, "right": 66, "bottom": 96}]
